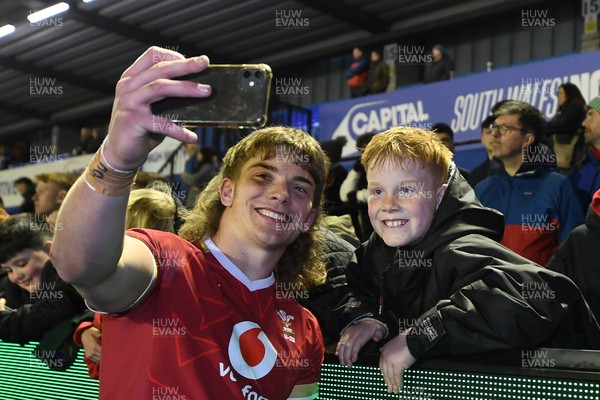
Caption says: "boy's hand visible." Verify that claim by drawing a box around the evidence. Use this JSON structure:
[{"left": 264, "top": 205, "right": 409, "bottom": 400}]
[
  {"left": 336, "top": 320, "right": 386, "bottom": 367},
  {"left": 0, "top": 298, "right": 5, "bottom": 312},
  {"left": 81, "top": 327, "right": 102, "bottom": 363},
  {"left": 379, "top": 332, "right": 417, "bottom": 394},
  {"left": 103, "top": 46, "right": 212, "bottom": 172}
]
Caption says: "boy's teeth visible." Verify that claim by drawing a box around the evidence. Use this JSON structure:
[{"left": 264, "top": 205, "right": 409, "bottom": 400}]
[{"left": 384, "top": 220, "right": 406, "bottom": 227}]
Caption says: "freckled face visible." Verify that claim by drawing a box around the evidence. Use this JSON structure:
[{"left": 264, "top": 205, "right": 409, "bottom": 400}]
[{"left": 367, "top": 159, "right": 446, "bottom": 247}]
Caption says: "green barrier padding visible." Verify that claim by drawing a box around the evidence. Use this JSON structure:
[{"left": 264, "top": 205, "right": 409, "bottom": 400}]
[
  {"left": 319, "top": 363, "right": 600, "bottom": 400},
  {"left": 1, "top": 340, "right": 600, "bottom": 399},
  {"left": 0, "top": 341, "right": 98, "bottom": 400}
]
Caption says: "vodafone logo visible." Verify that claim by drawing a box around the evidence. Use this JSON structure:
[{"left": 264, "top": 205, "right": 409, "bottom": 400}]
[{"left": 228, "top": 321, "right": 277, "bottom": 380}]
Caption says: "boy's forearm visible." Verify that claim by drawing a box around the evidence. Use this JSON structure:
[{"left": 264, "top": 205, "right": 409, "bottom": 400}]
[{"left": 51, "top": 175, "right": 130, "bottom": 286}]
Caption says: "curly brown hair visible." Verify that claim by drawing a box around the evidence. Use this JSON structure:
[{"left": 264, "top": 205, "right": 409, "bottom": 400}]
[{"left": 179, "top": 126, "right": 330, "bottom": 290}]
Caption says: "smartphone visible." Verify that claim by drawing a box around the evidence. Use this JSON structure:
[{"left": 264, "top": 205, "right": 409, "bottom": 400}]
[{"left": 151, "top": 64, "right": 272, "bottom": 128}]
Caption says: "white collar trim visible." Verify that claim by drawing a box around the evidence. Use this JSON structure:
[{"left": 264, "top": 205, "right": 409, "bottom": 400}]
[{"left": 204, "top": 237, "right": 275, "bottom": 292}]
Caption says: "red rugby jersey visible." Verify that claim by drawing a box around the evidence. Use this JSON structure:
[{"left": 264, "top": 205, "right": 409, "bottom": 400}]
[{"left": 98, "top": 229, "right": 323, "bottom": 400}]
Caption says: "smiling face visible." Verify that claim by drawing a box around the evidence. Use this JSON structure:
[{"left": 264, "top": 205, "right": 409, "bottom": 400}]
[
  {"left": 1, "top": 249, "right": 48, "bottom": 292},
  {"left": 218, "top": 153, "right": 317, "bottom": 251},
  {"left": 367, "top": 158, "right": 447, "bottom": 247}
]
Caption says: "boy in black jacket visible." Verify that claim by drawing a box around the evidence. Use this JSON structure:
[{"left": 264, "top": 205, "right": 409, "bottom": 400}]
[
  {"left": 335, "top": 126, "right": 600, "bottom": 394},
  {"left": 0, "top": 213, "right": 85, "bottom": 344}
]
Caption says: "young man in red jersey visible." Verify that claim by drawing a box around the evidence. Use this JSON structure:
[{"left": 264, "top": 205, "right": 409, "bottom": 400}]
[{"left": 51, "top": 47, "right": 329, "bottom": 400}]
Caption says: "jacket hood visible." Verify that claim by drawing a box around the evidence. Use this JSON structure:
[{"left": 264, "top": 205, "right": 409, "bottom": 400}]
[
  {"left": 586, "top": 189, "right": 600, "bottom": 228},
  {"left": 408, "top": 163, "right": 504, "bottom": 256}
]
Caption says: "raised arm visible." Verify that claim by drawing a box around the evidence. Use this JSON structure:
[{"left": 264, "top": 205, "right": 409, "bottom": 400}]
[{"left": 51, "top": 47, "right": 211, "bottom": 312}]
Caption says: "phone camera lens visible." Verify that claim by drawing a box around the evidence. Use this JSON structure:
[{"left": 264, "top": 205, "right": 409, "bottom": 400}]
[
  {"left": 243, "top": 70, "right": 251, "bottom": 78},
  {"left": 254, "top": 71, "right": 262, "bottom": 78}
]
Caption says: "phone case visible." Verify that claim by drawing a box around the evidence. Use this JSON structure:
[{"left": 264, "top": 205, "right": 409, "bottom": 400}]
[{"left": 151, "top": 64, "right": 272, "bottom": 128}]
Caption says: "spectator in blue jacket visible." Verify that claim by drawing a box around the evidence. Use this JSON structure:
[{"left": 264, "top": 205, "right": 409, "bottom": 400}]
[
  {"left": 475, "top": 100, "right": 584, "bottom": 266},
  {"left": 568, "top": 97, "right": 600, "bottom": 214}
]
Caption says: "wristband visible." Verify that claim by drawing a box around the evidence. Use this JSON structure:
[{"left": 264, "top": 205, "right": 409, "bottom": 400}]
[
  {"left": 83, "top": 146, "right": 137, "bottom": 196},
  {"left": 100, "top": 142, "right": 136, "bottom": 174}
]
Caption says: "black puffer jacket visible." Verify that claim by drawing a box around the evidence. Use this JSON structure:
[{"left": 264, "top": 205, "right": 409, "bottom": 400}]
[
  {"left": 345, "top": 166, "right": 600, "bottom": 359},
  {"left": 301, "top": 229, "right": 356, "bottom": 347},
  {"left": 0, "top": 260, "right": 86, "bottom": 344},
  {"left": 547, "top": 203, "right": 600, "bottom": 323}
]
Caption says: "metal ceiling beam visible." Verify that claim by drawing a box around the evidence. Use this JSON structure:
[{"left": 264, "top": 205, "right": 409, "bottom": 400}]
[
  {"left": 0, "top": 96, "right": 114, "bottom": 136},
  {"left": 0, "top": 55, "right": 112, "bottom": 95},
  {"left": 0, "top": 100, "right": 50, "bottom": 120},
  {"left": 297, "top": 0, "right": 390, "bottom": 33},
  {"left": 65, "top": 0, "right": 234, "bottom": 63}
]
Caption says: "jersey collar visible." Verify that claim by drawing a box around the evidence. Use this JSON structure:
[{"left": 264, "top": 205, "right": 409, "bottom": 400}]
[{"left": 204, "top": 237, "right": 275, "bottom": 292}]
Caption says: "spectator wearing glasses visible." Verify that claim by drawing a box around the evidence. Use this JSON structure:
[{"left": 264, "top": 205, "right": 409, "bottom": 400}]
[{"left": 475, "top": 101, "right": 583, "bottom": 266}]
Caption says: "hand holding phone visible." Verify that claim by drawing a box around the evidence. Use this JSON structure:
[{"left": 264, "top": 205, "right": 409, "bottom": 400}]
[
  {"left": 151, "top": 64, "right": 273, "bottom": 128},
  {"left": 101, "top": 48, "right": 210, "bottom": 172}
]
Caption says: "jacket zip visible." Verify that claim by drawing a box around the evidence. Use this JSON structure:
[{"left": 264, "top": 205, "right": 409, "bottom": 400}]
[{"left": 379, "top": 261, "right": 393, "bottom": 315}]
